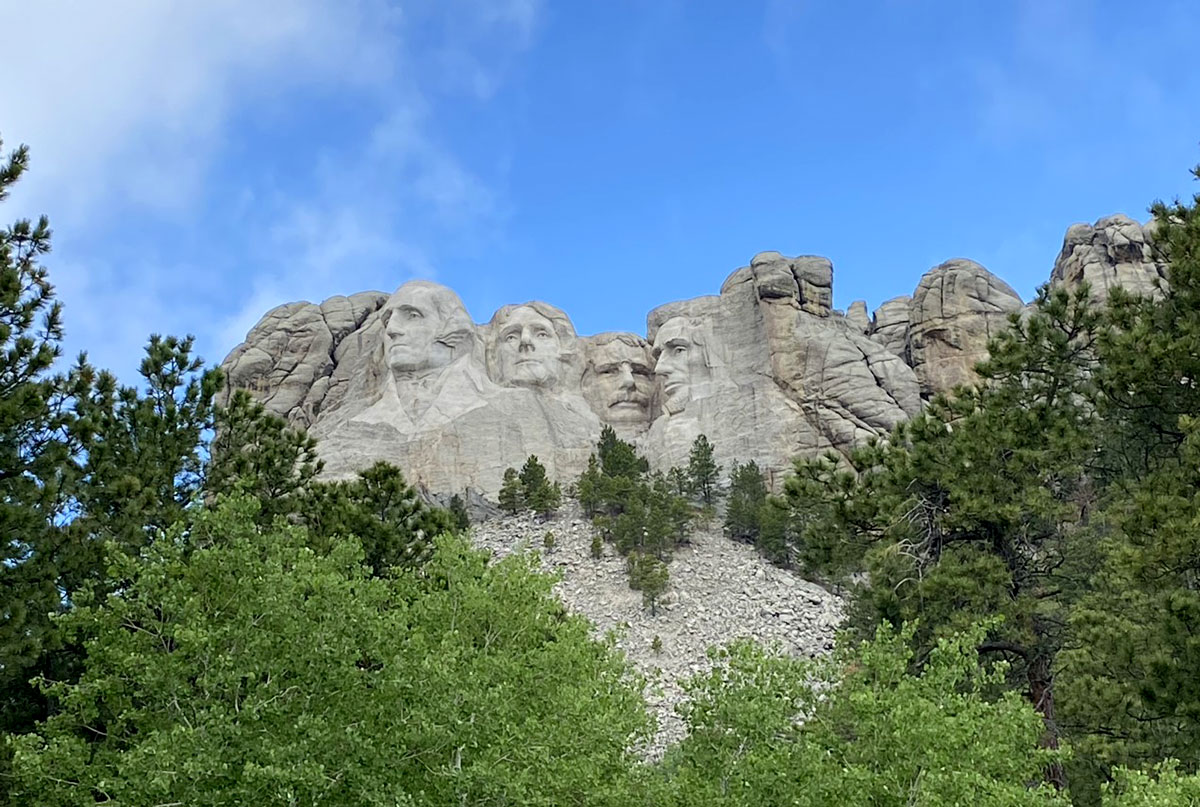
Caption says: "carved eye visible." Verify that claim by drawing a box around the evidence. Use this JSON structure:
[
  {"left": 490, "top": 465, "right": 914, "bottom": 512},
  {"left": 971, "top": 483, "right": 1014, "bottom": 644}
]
[
  {"left": 505, "top": 333, "right": 520, "bottom": 344},
  {"left": 673, "top": 345, "right": 687, "bottom": 356},
  {"left": 536, "top": 330, "right": 550, "bottom": 340},
  {"left": 408, "top": 310, "right": 422, "bottom": 320}
]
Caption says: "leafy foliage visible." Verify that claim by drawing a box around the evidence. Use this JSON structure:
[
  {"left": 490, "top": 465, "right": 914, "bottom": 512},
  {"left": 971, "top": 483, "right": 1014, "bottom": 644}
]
[
  {"left": 662, "top": 621, "right": 1068, "bottom": 806},
  {"left": 8, "top": 497, "right": 653, "bottom": 806},
  {"left": 776, "top": 284, "right": 1105, "bottom": 789}
]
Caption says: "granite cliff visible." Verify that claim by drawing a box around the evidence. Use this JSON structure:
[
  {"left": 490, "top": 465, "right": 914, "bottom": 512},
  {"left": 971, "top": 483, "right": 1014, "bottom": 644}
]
[{"left": 221, "top": 214, "right": 1165, "bottom": 498}]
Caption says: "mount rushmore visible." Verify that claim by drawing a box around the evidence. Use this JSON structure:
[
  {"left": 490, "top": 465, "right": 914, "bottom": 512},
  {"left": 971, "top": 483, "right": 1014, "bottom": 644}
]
[{"left": 220, "top": 214, "right": 1166, "bottom": 499}]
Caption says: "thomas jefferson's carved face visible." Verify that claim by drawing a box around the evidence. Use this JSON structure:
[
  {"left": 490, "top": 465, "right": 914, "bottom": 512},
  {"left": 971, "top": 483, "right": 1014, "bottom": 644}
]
[
  {"left": 653, "top": 317, "right": 701, "bottom": 414},
  {"left": 585, "top": 339, "right": 654, "bottom": 424},
  {"left": 496, "top": 306, "right": 562, "bottom": 387},
  {"left": 383, "top": 286, "right": 452, "bottom": 375}
]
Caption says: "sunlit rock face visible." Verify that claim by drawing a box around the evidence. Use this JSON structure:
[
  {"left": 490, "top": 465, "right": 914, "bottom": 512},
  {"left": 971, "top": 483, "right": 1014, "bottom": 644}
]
[
  {"left": 221, "top": 263, "right": 915, "bottom": 497},
  {"left": 907, "top": 259, "right": 1025, "bottom": 398},
  {"left": 1051, "top": 214, "right": 1167, "bottom": 304},
  {"left": 221, "top": 217, "right": 1156, "bottom": 499},
  {"left": 580, "top": 332, "right": 656, "bottom": 440}
]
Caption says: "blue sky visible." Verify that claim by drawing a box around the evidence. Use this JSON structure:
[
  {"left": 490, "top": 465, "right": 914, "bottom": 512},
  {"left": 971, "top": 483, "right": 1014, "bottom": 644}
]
[{"left": 3, "top": 0, "right": 1199, "bottom": 382}]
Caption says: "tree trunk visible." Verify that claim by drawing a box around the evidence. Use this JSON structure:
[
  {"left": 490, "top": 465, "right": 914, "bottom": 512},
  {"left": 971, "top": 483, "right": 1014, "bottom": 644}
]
[{"left": 1028, "top": 653, "right": 1067, "bottom": 790}]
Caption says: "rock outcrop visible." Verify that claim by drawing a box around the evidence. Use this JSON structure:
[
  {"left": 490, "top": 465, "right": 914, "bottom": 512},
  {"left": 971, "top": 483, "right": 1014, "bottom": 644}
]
[
  {"left": 1051, "top": 214, "right": 1167, "bottom": 302},
  {"left": 222, "top": 253, "right": 922, "bottom": 497},
  {"left": 222, "top": 214, "right": 1163, "bottom": 499},
  {"left": 907, "top": 259, "right": 1024, "bottom": 397}
]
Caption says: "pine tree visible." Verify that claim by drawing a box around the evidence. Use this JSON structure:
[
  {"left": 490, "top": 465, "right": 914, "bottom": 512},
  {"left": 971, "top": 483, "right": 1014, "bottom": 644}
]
[
  {"left": 576, "top": 453, "right": 601, "bottom": 517},
  {"left": 639, "top": 555, "right": 669, "bottom": 615},
  {"left": 498, "top": 467, "right": 524, "bottom": 515},
  {"left": 687, "top": 433, "right": 720, "bottom": 505},
  {"left": 0, "top": 138, "right": 81, "bottom": 774},
  {"left": 724, "top": 460, "right": 767, "bottom": 543},
  {"left": 1056, "top": 164, "right": 1200, "bottom": 799},
  {"left": 597, "top": 424, "right": 647, "bottom": 479},
  {"left": 448, "top": 493, "right": 470, "bottom": 531},
  {"left": 299, "top": 462, "right": 452, "bottom": 574},
  {"left": 781, "top": 284, "right": 1104, "bottom": 791},
  {"left": 667, "top": 465, "right": 689, "bottom": 497},
  {"left": 70, "top": 335, "right": 221, "bottom": 559},
  {"left": 519, "top": 454, "right": 548, "bottom": 499},
  {"left": 206, "top": 388, "right": 322, "bottom": 525},
  {"left": 529, "top": 480, "right": 562, "bottom": 519}
]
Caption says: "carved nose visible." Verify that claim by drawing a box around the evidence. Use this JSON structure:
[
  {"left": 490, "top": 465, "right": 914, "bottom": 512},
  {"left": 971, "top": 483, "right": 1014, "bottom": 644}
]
[
  {"left": 518, "top": 329, "right": 534, "bottom": 352},
  {"left": 618, "top": 365, "right": 635, "bottom": 388}
]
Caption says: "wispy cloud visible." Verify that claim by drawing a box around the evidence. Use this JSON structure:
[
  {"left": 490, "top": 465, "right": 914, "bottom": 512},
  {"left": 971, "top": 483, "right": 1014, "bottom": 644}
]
[
  {"left": 2, "top": 0, "right": 403, "bottom": 223},
  {"left": 0, "top": 0, "right": 541, "bottom": 377}
]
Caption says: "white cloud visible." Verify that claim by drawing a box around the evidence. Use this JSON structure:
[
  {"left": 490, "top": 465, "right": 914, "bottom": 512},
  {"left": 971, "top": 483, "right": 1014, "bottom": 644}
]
[
  {"left": 1, "top": 0, "right": 404, "bottom": 223},
  {"left": 0, "top": 0, "right": 541, "bottom": 377}
]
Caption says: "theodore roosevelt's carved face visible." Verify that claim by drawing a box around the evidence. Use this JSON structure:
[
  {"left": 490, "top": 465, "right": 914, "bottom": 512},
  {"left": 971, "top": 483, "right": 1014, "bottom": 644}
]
[
  {"left": 496, "top": 305, "right": 562, "bottom": 387},
  {"left": 653, "top": 317, "right": 706, "bottom": 415},
  {"left": 584, "top": 337, "right": 654, "bottom": 424}
]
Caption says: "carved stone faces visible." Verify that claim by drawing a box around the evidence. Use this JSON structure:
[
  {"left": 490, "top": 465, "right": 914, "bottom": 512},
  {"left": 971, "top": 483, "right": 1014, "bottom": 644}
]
[
  {"left": 582, "top": 334, "right": 654, "bottom": 425},
  {"left": 653, "top": 316, "right": 707, "bottom": 415},
  {"left": 380, "top": 281, "right": 473, "bottom": 377},
  {"left": 487, "top": 302, "right": 577, "bottom": 390}
]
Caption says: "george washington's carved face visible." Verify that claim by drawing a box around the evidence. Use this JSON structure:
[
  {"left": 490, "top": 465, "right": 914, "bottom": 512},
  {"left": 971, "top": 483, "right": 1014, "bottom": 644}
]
[
  {"left": 584, "top": 338, "right": 654, "bottom": 424},
  {"left": 382, "top": 284, "right": 453, "bottom": 375},
  {"left": 495, "top": 305, "right": 562, "bottom": 387}
]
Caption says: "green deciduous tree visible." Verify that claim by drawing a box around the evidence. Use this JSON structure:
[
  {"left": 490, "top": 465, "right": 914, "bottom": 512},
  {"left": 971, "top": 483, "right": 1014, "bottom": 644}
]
[
  {"left": 662, "top": 622, "right": 1067, "bottom": 806},
  {"left": 1102, "top": 762, "right": 1200, "bottom": 806},
  {"left": 8, "top": 496, "right": 653, "bottom": 806}
]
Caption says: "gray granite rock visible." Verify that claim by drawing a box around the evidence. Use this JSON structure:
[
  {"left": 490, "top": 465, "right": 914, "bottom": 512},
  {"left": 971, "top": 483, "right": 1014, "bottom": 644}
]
[
  {"left": 223, "top": 217, "right": 1161, "bottom": 498},
  {"left": 908, "top": 259, "right": 1023, "bottom": 397},
  {"left": 1051, "top": 214, "right": 1167, "bottom": 303},
  {"left": 470, "top": 501, "right": 843, "bottom": 758},
  {"left": 223, "top": 254, "right": 923, "bottom": 496},
  {"left": 220, "top": 291, "right": 388, "bottom": 426},
  {"left": 846, "top": 299, "right": 870, "bottom": 333},
  {"left": 867, "top": 295, "right": 911, "bottom": 359}
]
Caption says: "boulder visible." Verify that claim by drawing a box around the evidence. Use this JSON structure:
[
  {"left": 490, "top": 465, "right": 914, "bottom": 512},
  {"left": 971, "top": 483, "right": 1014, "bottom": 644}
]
[
  {"left": 1051, "top": 214, "right": 1167, "bottom": 303},
  {"left": 908, "top": 259, "right": 1023, "bottom": 398}
]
